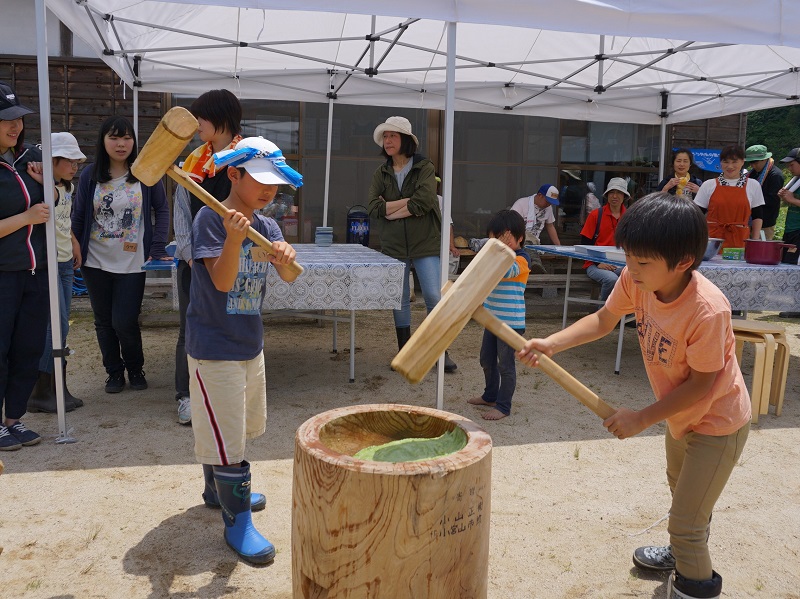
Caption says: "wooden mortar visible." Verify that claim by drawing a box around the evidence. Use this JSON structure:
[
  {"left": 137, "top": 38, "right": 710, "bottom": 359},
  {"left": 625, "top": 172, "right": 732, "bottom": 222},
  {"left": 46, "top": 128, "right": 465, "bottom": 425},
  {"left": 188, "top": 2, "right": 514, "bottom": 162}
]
[{"left": 292, "top": 404, "right": 492, "bottom": 599}]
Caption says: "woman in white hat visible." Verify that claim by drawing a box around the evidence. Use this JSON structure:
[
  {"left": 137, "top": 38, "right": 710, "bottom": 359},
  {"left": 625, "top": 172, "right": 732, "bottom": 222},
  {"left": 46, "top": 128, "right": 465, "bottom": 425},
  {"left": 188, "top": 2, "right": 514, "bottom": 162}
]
[
  {"left": 0, "top": 80, "right": 48, "bottom": 449},
  {"left": 579, "top": 177, "right": 629, "bottom": 301},
  {"left": 28, "top": 133, "right": 87, "bottom": 414},
  {"left": 368, "top": 116, "right": 456, "bottom": 372}
]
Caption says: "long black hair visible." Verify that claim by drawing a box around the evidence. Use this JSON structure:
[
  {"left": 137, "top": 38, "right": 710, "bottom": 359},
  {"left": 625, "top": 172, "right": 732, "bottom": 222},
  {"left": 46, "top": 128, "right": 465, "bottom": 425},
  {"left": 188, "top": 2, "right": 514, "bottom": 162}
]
[{"left": 92, "top": 116, "right": 138, "bottom": 183}]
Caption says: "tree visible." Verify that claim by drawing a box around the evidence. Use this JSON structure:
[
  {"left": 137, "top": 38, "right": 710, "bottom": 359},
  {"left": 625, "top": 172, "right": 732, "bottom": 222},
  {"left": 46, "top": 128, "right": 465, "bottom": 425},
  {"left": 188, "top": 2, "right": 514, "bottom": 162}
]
[{"left": 746, "top": 106, "right": 800, "bottom": 155}]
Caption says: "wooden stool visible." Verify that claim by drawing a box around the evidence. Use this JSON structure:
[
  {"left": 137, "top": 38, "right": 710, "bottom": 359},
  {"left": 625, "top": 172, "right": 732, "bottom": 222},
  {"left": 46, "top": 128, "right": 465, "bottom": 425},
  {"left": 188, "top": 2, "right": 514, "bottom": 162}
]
[{"left": 732, "top": 321, "right": 789, "bottom": 423}]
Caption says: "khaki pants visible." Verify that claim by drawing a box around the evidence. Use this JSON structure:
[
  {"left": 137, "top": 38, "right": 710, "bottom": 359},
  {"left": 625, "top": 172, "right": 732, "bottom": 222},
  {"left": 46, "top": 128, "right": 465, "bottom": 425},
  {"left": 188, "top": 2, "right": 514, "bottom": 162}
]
[
  {"left": 188, "top": 353, "right": 267, "bottom": 465},
  {"left": 665, "top": 423, "right": 749, "bottom": 581}
]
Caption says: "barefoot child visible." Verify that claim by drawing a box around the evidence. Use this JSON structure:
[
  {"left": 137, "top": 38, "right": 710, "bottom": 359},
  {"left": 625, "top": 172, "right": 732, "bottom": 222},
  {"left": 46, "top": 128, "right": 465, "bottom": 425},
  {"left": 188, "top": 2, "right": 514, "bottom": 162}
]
[
  {"left": 185, "top": 136, "right": 302, "bottom": 564},
  {"left": 518, "top": 193, "right": 750, "bottom": 599},
  {"left": 468, "top": 209, "right": 530, "bottom": 420}
]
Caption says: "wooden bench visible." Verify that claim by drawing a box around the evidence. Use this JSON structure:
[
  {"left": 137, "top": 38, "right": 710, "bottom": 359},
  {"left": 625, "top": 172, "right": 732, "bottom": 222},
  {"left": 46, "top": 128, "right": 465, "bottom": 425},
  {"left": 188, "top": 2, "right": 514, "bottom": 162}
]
[{"left": 526, "top": 272, "right": 599, "bottom": 299}]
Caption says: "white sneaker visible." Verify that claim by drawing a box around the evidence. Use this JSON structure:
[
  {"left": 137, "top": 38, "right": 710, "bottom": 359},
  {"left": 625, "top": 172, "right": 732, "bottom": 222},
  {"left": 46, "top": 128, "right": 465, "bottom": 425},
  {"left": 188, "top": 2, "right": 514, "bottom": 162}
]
[{"left": 177, "top": 396, "right": 192, "bottom": 425}]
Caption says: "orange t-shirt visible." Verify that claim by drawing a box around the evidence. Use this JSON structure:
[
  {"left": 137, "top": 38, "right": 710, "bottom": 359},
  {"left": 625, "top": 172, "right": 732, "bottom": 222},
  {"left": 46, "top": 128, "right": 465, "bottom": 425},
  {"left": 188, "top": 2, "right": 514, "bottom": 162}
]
[{"left": 605, "top": 269, "right": 751, "bottom": 439}]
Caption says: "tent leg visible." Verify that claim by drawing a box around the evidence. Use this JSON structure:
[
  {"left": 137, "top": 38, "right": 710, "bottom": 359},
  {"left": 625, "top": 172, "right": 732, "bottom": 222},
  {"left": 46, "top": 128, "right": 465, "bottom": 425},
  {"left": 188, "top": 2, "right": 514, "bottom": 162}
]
[{"left": 35, "top": 0, "right": 75, "bottom": 443}]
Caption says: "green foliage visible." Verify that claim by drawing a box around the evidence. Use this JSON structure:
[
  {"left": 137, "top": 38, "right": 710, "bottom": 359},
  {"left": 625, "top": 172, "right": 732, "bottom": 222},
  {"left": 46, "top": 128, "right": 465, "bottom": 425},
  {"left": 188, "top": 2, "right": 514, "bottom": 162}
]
[
  {"left": 746, "top": 106, "right": 800, "bottom": 156},
  {"left": 775, "top": 205, "right": 787, "bottom": 240},
  {"left": 748, "top": 108, "right": 798, "bottom": 240}
]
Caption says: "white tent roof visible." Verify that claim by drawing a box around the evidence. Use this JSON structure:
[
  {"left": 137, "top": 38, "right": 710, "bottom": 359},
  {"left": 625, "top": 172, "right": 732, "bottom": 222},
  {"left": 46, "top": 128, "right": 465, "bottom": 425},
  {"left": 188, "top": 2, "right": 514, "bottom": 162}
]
[{"left": 47, "top": 0, "right": 800, "bottom": 124}]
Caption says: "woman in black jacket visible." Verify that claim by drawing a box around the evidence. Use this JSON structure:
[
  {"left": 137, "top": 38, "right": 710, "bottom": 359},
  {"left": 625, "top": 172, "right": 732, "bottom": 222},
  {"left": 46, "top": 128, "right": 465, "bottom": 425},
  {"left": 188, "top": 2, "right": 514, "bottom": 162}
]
[
  {"left": 657, "top": 148, "right": 703, "bottom": 201},
  {"left": 0, "top": 81, "right": 48, "bottom": 450}
]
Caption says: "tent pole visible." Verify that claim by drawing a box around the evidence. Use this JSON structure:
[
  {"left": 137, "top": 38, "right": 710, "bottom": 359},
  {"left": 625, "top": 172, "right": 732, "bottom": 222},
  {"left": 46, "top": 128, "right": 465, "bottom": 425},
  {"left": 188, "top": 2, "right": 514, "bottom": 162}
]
[
  {"left": 658, "top": 91, "right": 668, "bottom": 180},
  {"left": 436, "top": 21, "right": 457, "bottom": 411},
  {"left": 133, "top": 86, "right": 139, "bottom": 146},
  {"left": 35, "top": 0, "right": 75, "bottom": 443},
  {"left": 659, "top": 118, "right": 667, "bottom": 180},
  {"left": 322, "top": 81, "right": 334, "bottom": 229}
]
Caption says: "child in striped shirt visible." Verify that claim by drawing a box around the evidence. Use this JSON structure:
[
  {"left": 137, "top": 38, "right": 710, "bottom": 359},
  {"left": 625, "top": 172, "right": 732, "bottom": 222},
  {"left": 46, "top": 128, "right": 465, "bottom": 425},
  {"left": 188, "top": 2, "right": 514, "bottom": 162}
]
[{"left": 468, "top": 210, "right": 531, "bottom": 420}]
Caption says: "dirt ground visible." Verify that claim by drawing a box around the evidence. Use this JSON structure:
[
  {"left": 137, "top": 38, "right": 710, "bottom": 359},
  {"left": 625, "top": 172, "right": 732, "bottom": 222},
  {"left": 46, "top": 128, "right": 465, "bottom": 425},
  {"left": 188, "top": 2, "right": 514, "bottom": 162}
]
[{"left": 1, "top": 291, "right": 799, "bottom": 599}]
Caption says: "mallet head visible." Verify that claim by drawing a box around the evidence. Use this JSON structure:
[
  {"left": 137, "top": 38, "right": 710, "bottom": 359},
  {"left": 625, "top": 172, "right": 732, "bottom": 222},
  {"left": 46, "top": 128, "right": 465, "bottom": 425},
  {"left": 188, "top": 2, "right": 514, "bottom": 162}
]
[
  {"left": 131, "top": 106, "right": 198, "bottom": 186},
  {"left": 391, "top": 238, "right": 515, "bottom": 383}
]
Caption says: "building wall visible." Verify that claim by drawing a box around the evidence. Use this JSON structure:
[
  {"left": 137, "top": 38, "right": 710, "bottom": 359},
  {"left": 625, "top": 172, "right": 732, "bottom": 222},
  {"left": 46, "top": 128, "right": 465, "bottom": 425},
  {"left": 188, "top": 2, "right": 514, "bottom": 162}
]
[
  {"left": 1, "top": 56, "right": 749, "bottom": 245},
  {"left": 0, "top": 56, "right": 165, "bottom": 163}
]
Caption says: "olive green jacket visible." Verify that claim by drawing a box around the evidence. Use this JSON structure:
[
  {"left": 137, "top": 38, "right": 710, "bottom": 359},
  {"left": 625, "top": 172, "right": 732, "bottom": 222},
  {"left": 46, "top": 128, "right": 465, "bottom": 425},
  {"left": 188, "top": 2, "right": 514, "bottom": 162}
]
[{"left": 367, "top": 154, "right": 442, "bottom": 259}]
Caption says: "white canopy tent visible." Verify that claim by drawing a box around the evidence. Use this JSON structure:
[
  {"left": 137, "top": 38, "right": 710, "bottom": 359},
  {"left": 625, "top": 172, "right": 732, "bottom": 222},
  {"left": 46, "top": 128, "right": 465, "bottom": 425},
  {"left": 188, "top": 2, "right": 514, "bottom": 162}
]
[{"left": 33, "top": 1, "right": 800, "bottom": 430}]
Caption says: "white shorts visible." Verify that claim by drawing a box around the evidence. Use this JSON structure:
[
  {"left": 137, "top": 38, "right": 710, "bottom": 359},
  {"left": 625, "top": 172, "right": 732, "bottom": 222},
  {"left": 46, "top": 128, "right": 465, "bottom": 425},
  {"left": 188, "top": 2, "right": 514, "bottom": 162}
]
[{"left": 188, "top": 353, "right": 267, "bottom": 465}]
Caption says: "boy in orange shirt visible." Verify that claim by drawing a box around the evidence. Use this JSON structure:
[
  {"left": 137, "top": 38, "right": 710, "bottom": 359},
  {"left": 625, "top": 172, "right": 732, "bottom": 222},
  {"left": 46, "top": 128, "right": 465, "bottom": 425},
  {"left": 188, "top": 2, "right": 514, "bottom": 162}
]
[{"left": 518, "top": 193, "right": 750, "bottom": 599}]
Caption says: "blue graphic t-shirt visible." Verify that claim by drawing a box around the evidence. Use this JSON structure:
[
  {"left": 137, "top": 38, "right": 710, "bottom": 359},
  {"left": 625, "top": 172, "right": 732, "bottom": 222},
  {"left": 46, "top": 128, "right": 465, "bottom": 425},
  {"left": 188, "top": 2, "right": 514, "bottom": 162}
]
[{"left": 186, "top": 207, "right": 284, "bottom": 361}]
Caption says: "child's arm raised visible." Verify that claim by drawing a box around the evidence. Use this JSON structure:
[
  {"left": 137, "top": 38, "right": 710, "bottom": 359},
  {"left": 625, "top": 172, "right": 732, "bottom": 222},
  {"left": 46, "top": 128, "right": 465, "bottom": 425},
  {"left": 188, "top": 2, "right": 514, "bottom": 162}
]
[
  {"left": 517, "top": 306, "right": 621, "bottom": 366},
  {"left": 604, "top": 367, "right": 716, "bottom": 440},
  {"left": 203, "top": 209, "right": 250, "bottom": 292}
]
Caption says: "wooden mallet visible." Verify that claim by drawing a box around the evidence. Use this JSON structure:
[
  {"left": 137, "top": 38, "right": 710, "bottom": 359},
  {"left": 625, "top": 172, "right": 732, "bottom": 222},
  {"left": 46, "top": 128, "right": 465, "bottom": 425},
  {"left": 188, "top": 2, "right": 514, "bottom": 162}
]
[
  {"left": 131, "top": 106, "right": 303, "bottom": 276},
  {"left": 391, "top": 238, "right": 615, "bottom": 420}
]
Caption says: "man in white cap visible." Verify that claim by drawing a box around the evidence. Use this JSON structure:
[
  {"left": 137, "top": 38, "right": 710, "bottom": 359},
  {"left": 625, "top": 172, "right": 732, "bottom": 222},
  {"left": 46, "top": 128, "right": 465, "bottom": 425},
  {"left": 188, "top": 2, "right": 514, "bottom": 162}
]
[
  {"left": 511, "top": 184, "right": 562, "bottom": 273},
  {"left": 579, "top": 177, "right": 629, "bottom": 301}
]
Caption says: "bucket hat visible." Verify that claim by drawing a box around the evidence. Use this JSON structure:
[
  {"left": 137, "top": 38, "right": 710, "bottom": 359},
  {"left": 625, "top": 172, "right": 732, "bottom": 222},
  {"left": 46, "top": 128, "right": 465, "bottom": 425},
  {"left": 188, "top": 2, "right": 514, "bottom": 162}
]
[
  {"left": 213, "top": 136, "right": 303, "bottom": 188},
  {"left": 745, "top": 144, "right": 772, "bottom": 161},
  {"left": 0, "top": 81, "right": 35, "bottom": 121},
  {"left": 51, "top": 132, "right": 86, "bottom": 161},
  {"left": 372, "top": 116, "right": 419, "bottom": 147},
  {"left": 603, "top": 177, "right": 631, "bottom": 198}
]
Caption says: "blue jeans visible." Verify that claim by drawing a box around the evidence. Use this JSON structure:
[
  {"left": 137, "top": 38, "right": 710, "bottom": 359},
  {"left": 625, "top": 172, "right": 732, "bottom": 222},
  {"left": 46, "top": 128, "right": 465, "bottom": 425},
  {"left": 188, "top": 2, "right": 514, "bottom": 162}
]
[
  {"left": 175, "top": 260, "right": 192, "bottom": 399},
  {"left": 39, "top": 260, "right": 74, "bottom": 373},
  {"left": 0, "top": 270, "right": 49, "bottom": 419},
  {"left": 82, "top": 266, "right": 146, "bottom": 376},
  {"left": 394, "top": 255, "right": 442, "bottom": 328},
  {"left": 586, "top": 264, "right": 624, "bottom": 301},
  {"left": 479, "top": 327, "right": 524, "bottom": 416}
]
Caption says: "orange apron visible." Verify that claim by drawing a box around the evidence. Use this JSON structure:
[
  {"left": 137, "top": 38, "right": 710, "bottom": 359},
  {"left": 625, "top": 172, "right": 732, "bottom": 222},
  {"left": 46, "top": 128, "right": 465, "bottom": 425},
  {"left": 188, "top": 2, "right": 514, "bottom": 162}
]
[{"left": 707, "top": 181, "right": 750, "bottom": 250}]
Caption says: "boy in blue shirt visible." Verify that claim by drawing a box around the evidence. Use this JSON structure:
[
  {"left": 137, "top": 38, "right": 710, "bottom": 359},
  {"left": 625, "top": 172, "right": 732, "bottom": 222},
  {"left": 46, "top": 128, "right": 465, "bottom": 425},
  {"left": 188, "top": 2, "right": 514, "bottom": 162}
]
[
  {"left": 468, "top": 210, "right": 530, "bottom": 420},
  {"left": 186, "top": 136, "right": 302, "bottom": 564}
]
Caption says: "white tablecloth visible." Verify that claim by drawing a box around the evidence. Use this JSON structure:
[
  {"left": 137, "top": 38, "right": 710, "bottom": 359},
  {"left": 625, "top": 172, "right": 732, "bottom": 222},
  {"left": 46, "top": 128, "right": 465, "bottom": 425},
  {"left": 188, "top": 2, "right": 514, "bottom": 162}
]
[
  {"left": 265, "top": 244, "right": 404, "bottom": 311},
  {"left": 529, "top": 246, "right": 800, "bottom": 311}
]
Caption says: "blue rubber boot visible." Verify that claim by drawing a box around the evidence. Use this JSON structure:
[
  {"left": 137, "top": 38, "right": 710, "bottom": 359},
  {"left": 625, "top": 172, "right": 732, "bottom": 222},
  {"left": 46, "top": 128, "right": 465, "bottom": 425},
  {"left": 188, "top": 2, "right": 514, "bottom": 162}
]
[
  {"left": 213, "top": 461, "right": 276, "bottom": 564},
  {"left": 203, "top": 464, "right": 266, "bottom": 511}
]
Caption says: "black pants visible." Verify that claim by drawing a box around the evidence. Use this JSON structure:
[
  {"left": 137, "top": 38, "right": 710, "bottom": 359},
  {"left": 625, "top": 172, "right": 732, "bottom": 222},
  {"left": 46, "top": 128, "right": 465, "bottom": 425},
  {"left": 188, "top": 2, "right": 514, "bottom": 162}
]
[
  {"left": 0, "top": 270, "right": 49, "bottom": 419},
  {"left": 781, "top": 229, "right": 800, "bottom": 264},
  {"left": 82, "top": 266, "right": 146, "bottom": 376},
  {"left": 174, "top": 259, "right": 192, "bottom": 399}
]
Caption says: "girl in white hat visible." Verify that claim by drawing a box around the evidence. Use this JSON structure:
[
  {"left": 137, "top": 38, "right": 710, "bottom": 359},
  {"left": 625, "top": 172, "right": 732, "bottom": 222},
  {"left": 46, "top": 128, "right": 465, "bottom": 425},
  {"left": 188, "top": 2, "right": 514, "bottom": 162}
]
[{"left": 28, "top": 132, "right": 87, "bottom": 413}]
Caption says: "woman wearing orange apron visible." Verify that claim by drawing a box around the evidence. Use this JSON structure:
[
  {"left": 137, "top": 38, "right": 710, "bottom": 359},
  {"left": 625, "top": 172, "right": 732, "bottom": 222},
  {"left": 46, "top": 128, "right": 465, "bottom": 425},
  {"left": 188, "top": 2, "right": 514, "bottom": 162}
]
[{"left": 693, "top": 145, "right": 764, "bottom": 251}]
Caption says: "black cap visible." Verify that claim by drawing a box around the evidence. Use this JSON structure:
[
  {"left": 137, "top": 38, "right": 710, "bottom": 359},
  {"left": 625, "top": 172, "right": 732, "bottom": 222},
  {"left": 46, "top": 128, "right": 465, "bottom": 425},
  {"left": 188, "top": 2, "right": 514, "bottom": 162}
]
[
  {"left": 780, "top": 148, "right": 800, "bottom": 163},
  {"left": 0, "top": 81, "right": 35, "bottom": 121}
]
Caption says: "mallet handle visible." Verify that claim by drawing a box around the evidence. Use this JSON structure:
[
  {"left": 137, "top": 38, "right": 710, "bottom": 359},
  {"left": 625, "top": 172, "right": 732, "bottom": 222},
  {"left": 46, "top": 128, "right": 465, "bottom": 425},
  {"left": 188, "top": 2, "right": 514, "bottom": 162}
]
[
  {"left": 167, "top": 165, "right": 304, "bottom": 276},
  {"left": 471, "top": 305, "right": 616, "bottom": 420}
]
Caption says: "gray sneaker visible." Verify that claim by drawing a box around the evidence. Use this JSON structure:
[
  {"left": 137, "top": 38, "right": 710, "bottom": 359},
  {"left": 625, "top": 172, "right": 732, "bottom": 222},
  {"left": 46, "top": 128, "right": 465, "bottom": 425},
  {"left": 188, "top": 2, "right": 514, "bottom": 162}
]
[
  {"left": 633, "top": 544, "right": 675, "bottom": 571},
  {"left": 177, "top": 396, "right": 192, "bottom": 425}
]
